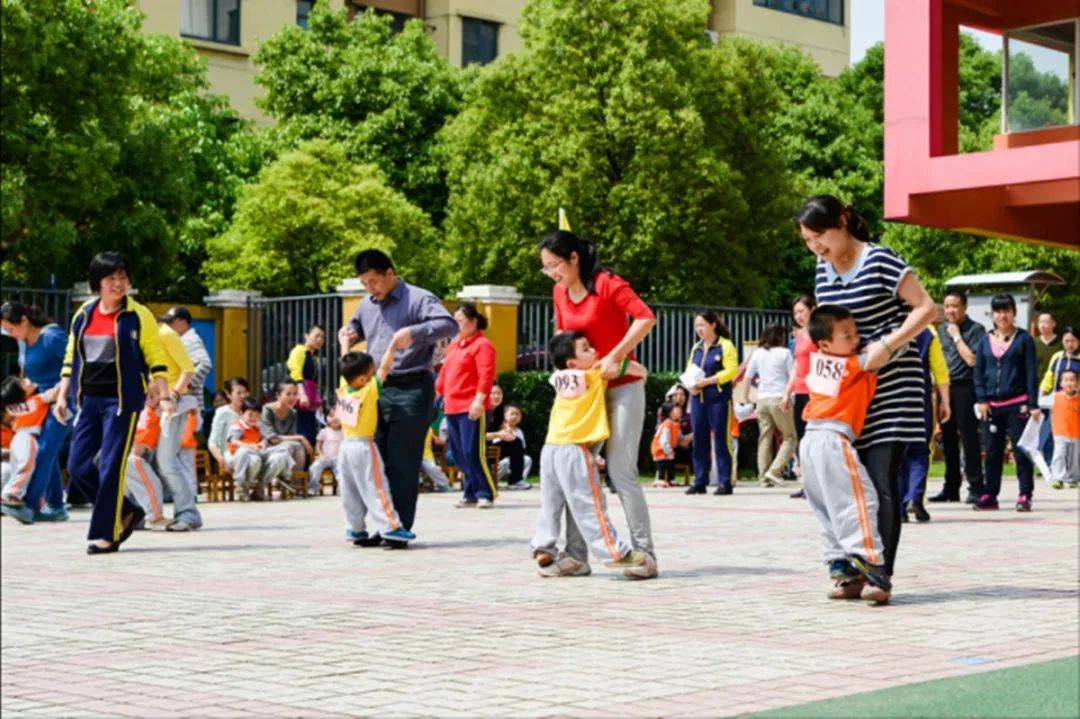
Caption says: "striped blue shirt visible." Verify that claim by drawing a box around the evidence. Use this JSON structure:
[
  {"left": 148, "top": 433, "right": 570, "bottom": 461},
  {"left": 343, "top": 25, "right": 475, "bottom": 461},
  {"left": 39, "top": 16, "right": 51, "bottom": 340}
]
[{"left": 815, "top": 244, "right": 927, "bottom": 447}]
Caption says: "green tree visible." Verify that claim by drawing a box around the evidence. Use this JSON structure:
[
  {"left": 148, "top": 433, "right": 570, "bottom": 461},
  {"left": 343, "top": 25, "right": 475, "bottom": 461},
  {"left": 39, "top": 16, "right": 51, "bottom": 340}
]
[
  {"left": 440, "top": 0, "right": 793, "bottom": 306},
  {"left": 1, "top": 0, "right": 249, "bottom": 299},
  {"left": 253, "top": 1, "right": 464, "bottom": 224},
  {"left": 204, "top": 140, "right": 440, "bottom": 296}
]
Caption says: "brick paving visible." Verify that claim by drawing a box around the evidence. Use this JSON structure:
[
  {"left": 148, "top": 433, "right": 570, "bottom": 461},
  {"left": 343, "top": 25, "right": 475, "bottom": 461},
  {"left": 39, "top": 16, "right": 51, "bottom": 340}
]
[{"left": 2, "top": 478, "right": 1077, "bottom": 718}]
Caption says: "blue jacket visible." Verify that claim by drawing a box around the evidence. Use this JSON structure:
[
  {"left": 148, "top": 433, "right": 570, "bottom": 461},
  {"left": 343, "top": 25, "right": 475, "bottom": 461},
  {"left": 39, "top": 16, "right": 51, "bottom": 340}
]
[
  {"left": 62, "top": 296, "right": 169, "bottom": 414},
  {"left": 686, "top": 337, "right": 738, "bottom": 404},
  {"left": 973, "top": 329, "right": 1038, "bottom": 409}
]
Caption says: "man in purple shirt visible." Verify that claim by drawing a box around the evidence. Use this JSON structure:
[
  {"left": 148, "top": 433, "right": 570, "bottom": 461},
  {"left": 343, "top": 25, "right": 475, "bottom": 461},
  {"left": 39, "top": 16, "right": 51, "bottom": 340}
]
[{"left": 338, "top": 250, "right": 456, "bottom": 544}]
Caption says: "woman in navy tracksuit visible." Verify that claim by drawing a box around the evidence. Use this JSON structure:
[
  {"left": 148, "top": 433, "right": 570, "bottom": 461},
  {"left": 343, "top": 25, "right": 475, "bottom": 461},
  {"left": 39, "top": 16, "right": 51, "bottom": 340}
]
[
  {"left": 973, "top": 294, "right": 1040, "bottom": 512},
  {"left": 685, "top": 311, "right": 739, "bottom": 495},
  {"left": 52, "top": 253, "right": 171, "bottom": 553}
]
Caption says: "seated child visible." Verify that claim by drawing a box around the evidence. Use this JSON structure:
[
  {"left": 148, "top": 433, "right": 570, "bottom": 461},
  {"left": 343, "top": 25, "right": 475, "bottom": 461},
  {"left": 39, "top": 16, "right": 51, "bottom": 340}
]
[
  {"left": 494, "top": 405, "right": 532, "bottom": 490},
  {"left": 308, "top": 413, "right": 344, "bottom": 496},
  {"left": 0, "top": 376, "right": 51, "bottom": 523},
  {"left": 226, "top": 399, "right": 291, "bottom": 501},
  {"left": 420, "top": 425, "right": 452, "bottom": 493},
  {"left": 337, "top": 350, "right": 414, "bottom": 546},
  {"left": 124, "top": 389, "right": 170, "bottom": 529},
  {"left": 799, "top": 305, "right": 892, "bottom": 604},
  {"left": 652, "top": 401, "right": 683, "bottom": 488},
  {"left": 1050, "top": 368, "right": 1080, "bottom": 489},
  {"left": 530, "top": 331, "right": 652, "bottom": 578}
]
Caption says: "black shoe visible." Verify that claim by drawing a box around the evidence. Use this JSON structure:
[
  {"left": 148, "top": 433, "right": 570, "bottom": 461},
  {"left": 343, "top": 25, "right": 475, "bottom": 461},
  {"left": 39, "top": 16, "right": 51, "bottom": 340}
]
[
  {"left": 927, "top": 491, "right": 959, "bottom": 503},
  {"left": 87, "top": 542, "right": 118, "bottom": 555},
  {"left": 964, "top": 491, "right": 981, "bottom": 505},
  {"left": 384, "top": 539, "right": 409, "bottom": 550},
  {"left": 790, "top": 489, "right": 806, "bottom": 499},
  {"left": 685, "top": 486, "right": 707, "bottom": 495},
  {"left": 900, "top": 511, "right": 909, "bottom": 523},
  {"left": 713, "top": 486, "right": 733, "bottom": 495},
  {"left": 116, "top": 508, "right": 145, "bottom": 547},
  {"left": 912, "top": 502, "right": 931, "bottom": 523},
  {"left": 354, "top": 533, "right": 383, "bottom": 547}
]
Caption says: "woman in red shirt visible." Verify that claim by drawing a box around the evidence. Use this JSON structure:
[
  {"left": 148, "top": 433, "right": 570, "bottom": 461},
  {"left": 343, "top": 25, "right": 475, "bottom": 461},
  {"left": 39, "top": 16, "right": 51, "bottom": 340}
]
[
  {"left": 436, "top": 303, "right": 498, "bottom": 507},
  {"left": 782, "top": 294, "right": 816, "bottom": 499},
  {"left": 538, "top": 230, "right": 658, "bottom": 579}
]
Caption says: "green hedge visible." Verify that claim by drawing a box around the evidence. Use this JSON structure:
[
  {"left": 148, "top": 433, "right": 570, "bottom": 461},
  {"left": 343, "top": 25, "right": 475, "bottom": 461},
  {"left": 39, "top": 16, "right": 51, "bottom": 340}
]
[{"left": 495, "top": 371, "right": 682, "bottom": 476}]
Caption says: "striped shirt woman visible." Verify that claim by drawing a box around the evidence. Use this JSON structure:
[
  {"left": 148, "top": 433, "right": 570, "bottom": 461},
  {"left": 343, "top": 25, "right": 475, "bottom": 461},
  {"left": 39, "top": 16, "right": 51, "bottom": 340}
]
[{"left": 797, "top": 196, "right": 936, "bottom": 578}]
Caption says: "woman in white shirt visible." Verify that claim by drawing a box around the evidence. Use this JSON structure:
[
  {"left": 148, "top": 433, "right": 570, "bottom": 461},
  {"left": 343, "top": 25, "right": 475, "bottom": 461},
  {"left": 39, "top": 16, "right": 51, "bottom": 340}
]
[
  {"left": 207, "top": 378, "right": 250, "bottom": 472},
  {"left": 746, "top": 324, "right": 797, "bottom": 486}
]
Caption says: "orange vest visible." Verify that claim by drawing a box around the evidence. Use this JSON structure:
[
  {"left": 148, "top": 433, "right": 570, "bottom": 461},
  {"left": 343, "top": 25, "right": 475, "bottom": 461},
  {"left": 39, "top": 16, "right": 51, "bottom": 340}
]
[
  {"left": 1052, "top": 391, "right": 1080, "bottom": 439},
  {"left": 134, "top": 406, "right": 161, "bottom": 449},
  {"left": 227, "top": 419, "right": 261, "bottom": 453},
  {"left": 181, "top": 411, "right": 198, "bottom": 450},
  {"left": 650, "top": 419, "right": 680, "bottom": 460},
  {"left": 803, "top": 355, "right": 878, "bottom": 438},
  {"left": 11, "top": 394, "right": 48, "bottom": 433}
]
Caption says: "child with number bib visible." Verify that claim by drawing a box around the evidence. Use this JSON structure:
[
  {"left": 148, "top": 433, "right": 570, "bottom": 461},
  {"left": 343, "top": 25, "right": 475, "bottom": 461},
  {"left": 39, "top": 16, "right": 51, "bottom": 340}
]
[
  {"left": 799, "top": 305, "right": 892, "bottom": 604},
  {"left": 336, "top": 350, "right": 414, "bottom": 547},
  {"left": 531, "top": 331, "right": 650, "bottom": 577}
]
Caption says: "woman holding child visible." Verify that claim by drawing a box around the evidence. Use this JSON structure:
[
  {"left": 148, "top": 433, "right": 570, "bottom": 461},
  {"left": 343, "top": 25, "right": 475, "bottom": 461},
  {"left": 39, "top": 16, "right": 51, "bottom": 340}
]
[
  {"left": 796, "top": 195, "right": 936, "bottom": 577},
  {"left": 538, "top": 230, "right": 658, "bottom": 579},
  {"left": 436, "top": 303, "right": 498, "bottom": 508}
]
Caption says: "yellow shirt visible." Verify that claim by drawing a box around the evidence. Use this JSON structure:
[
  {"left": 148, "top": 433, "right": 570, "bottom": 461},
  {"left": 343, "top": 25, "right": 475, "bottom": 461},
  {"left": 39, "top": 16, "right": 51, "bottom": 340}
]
[
  {"left": 423, "top": 428, "right": 436, "bottom": 462},
  {"left": 928, "top": 326, "right": 950, "bottom": 386},
  {"left": 158, "top": 324, "right": 195, "bottom": 387},
  {"left": 545, "top": 368, "right": 609, "bottom": 445},
  {"left": 338, "top": 377, "right": 380, "bottom": 439}
]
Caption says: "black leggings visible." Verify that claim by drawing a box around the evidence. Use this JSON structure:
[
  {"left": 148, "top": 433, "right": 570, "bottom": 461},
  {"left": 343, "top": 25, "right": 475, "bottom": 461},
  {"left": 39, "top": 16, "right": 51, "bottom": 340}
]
[
  {"left": 793, "top": 393, "right": 810, "bottom": 440},
  {"left": 857, "top": 441, "right": 904, "bottom": 576},
  {"left": 654, "top": 459, "right": 675, "bottom": 483}
]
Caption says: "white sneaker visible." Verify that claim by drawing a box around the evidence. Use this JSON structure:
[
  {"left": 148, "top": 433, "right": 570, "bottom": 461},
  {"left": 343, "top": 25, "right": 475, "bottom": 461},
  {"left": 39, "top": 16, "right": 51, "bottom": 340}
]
[
  {"left": 477, "top": 498, "right": 494, "bottom": 509},
  {"left": 622, "top": 552, "right": 659, "bottom": 580},
  {"left": 506, "top": 480, "right": 532, "bottom": 490},
  {"left": 538, "top": 556, "right": 591, "bottom": 578},
  {"left": 165, "top": 520, "right": 194, "bottom": 532},
  {"left": 145, "top": 517, "right": 172, "bottom": 531}
]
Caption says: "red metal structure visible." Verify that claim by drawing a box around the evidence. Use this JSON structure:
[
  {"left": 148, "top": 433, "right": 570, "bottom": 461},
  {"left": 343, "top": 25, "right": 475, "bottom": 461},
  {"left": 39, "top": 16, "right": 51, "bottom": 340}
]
[{"left": 884, "top": 1, "right": 1080, "bottom": 249}]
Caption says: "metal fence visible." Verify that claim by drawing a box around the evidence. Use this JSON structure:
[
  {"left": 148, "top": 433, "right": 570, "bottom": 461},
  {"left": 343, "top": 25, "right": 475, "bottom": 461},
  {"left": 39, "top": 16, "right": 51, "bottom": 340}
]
[
  {"left": 1, "top": 287, "right": 74, "bottom": 377},
  {"left": 246, "top": 294, "right": 343, "bottom": 404},
  {"left": 517, "top": 296, "right": 790, "bottom": 373}
]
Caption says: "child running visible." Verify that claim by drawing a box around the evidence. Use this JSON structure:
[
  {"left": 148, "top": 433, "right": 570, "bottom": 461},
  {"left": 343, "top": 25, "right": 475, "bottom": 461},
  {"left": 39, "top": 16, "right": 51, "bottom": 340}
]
[
  {"left": 337, "top": 350, "right": 414, "bottom": 547},
  {"left": 531, "top": 331, "right": 651, "bottom": 578},
  {"left": 124, "top": 390, "right": 170, "bottom": 529},
  {"left": 1050, "top": 368, "right": 1079, "bottom": 489},
  {"left": 0, "top": 376, "right": 50, "bottom": 520},
  {"left": 226, "top": 399, "right": 291, "bottom": 501},
  {"left": 799, "top": 305, "right": 892, "bottom": 604},
  {"left": 307, "top": 413, "right": 344, "bottom": 496},
  {"left": 652, "top": 401, "right": 683, "bottom": 488}
]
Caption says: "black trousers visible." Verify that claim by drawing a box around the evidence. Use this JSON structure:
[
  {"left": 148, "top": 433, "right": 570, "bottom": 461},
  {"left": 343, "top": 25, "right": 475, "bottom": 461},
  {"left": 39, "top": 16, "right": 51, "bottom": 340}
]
[
  {"left": 941, "top": 380, "right": 983, "bottom": 495},
  {"left": 499, "top": 438, "right": 527, "bottom": 483},
  {"left": 654, "top": 459, "right": 674, "bottom": 483},
  {"left": 858, "top": 441, "right": 904, "bottom": 576},
  {"left": 377, "top": 375, "right": 435, "bottom": 531}
]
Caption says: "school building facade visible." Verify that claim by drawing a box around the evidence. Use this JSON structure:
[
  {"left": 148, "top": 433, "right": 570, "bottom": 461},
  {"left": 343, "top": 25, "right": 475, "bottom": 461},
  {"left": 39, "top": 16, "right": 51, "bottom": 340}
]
[{"left": 136, "top": 0, "right": 851, "bottom": 122}]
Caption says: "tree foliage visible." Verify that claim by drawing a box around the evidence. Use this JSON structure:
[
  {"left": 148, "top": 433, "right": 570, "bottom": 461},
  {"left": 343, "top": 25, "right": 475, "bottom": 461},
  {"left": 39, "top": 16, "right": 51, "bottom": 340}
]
[
  {"left": 439, "top": 0, "right": 793, "bottom": 306},
  {"left": 204, "top": 140, "right": 440, "bottom": 296},
  {"left": 253, "top": 1, "right": 464, "bottom": 224},
  {"left": 1, "top": 0, "right": 249, "bottom": 299}
]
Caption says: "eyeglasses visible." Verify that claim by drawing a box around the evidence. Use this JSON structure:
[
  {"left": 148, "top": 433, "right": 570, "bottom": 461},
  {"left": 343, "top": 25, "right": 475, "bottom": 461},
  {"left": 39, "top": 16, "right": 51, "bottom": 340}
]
[{"left": 540, "top": 258, "right": 566, "bottom": 277}]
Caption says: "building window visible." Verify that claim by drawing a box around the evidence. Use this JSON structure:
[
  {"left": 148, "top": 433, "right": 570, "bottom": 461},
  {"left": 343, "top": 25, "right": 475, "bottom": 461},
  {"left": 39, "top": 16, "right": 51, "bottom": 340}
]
[
  {"left": 297, "top": 0, "right": 314, "bottom": 30},
  {"left": 462, "top": 17, "right": 499, "bottom": 66},
  {"left": 181, "top": 0, "right": 241, "bottom": 45},
  {"left": 1003, "top": 20, "right": 1078, "bottom": 133},
  {"left": 354, "top": 5, "right": 411, "bottom": 33},
  {"left": 752, "top": 0, "right": 843, "bottom": 26}
]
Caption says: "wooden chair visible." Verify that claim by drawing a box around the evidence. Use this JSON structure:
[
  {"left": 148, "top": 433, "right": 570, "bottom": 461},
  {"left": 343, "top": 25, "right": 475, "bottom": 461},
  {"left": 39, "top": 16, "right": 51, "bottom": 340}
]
[
  {"left": 432, "top": 443, "right": 461, "bottom": 488},
  {"left": 486, "top": 444, "right": 502, "bottom": 480},
  {"left": 197, "top": 450, "right": 235, "bottom": 502},
  {"left": 674, "top": 462, "right": 692, "bottom": 486},
  {"left": 318, "top": 468, "right": 338, "bottom": 496}
]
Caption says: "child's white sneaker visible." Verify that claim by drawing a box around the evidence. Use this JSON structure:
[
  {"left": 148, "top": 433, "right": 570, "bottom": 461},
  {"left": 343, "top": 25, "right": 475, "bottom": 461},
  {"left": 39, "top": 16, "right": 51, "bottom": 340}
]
[{"left": 477, "top": 498, "right": 493, "bottom": 509}]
